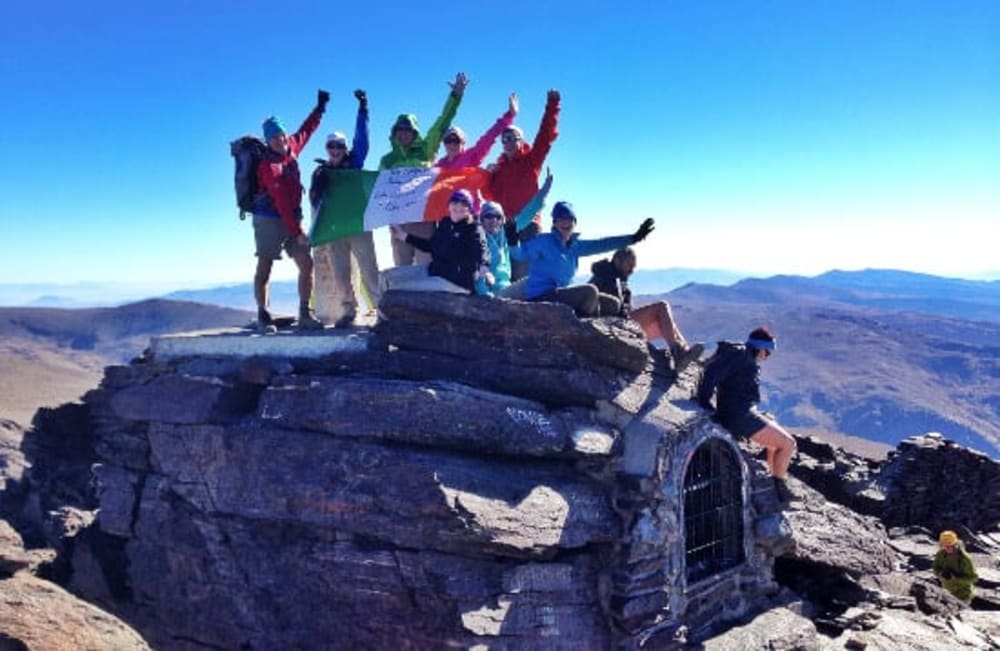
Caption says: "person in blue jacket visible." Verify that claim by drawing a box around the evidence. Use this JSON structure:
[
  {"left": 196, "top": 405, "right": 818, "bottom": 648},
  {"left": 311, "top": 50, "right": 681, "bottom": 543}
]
[
  {"left": 308, "top": 90, "right": 377, "bottom": 327},
  {"left": 519, "top": 202, "right": 654, "bottom": 317},
  {"left": 476, "top": 169, "right": 554, "bottom": 297}
]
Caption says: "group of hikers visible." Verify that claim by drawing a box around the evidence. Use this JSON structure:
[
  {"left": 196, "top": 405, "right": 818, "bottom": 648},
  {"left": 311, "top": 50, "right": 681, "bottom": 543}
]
[
  {"left": 247, "top": 73, "right": 703, "bottom": 365},
  {"left": 244, "top": 76, "right": 809, "bottom": 509},
  {"left": 242, "top": 76, "right": 979, "bottom": 603}
]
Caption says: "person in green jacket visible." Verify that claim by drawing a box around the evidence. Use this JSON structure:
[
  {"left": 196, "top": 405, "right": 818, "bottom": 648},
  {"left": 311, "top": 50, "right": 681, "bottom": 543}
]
[
  {"left": 932, "top": 530, "right": 978, "bottom": 603},
  {"left": 382, "top": 71, "right": 468, "bottom": 266}
]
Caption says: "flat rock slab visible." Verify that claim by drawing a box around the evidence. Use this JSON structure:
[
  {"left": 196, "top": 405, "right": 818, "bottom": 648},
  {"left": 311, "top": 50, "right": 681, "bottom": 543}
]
[
  {"left": 259, "top": 376, "right": 617, "bottom": 459},
  {"left": 150, "top": 327, "right": 370, "bottom": 360},
  {"left": 375, "top": 291, "right": 650, "bottom": 374},
  {"left": 142, "top": 423, "right": 620, "bottom": 559}
]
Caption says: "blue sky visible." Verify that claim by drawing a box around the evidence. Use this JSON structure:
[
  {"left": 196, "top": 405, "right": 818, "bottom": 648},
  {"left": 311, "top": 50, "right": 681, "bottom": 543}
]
[{"left": 1, "top": 0, "right": 997, "bottom": 293}]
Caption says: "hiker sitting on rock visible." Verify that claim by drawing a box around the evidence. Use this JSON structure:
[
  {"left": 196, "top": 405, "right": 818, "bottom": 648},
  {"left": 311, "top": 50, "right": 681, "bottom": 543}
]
[
  {"left": 252, "top": 90, "right": 329, "bottom": 331},
  {"left": 933, "top": 530, "right": 978, "bottom": 603},
  {"left": 588, "top": 246, "right": 704, "bottom": 372},
  {"left": 519, "top": 202, "right": 654, "bottom": 318},
  {"left": 475, "top": 169, "right": 554, "bottom": 298},
  {"left": 697, "top": 327, "right": 798, "bottom": 503},
  {"left": 384, "top": 189, "right": 489, "bottom": 294}
]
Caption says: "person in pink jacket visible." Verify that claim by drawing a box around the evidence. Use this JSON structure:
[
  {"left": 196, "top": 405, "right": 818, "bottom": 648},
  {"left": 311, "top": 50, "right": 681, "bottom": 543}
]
[{"left": 435, "top": 93, "right": 517, "bottom": 169}]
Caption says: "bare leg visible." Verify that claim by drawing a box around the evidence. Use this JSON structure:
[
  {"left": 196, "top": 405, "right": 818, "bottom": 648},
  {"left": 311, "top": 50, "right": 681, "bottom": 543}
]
[
  {"left": 749, "top": 422, "right": 797, "bottom": 478},
  {"left": 631, "top": 302, "right": 686, "bottom": 347},
  {"left": 254, "top": 257, "right": 274, "bottom": 311},
  {"left": 290, "top": 243, "right": 314, "bottom": 306}
]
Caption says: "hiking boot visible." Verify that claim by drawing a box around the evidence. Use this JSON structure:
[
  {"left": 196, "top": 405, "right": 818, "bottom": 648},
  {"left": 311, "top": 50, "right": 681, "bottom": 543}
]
[
  {"left": 256, "top": 308, "right": 277, "bottom": 333},
  {"left": 773, "top": 477, "right": 799, "bottom": 505},
  {"left": 670, "top": 342, "right": 705, "bottom": 373},
  {"left": 297, "top": 308, "right": 324, "bottom": 331},
  {"left": 333, "top": 313, "right": 356, "bottom": 328}
]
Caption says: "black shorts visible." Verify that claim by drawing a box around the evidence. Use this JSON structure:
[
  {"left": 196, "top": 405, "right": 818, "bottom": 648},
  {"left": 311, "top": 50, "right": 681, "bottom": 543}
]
[{"left": 720, "top": 408, "right": 772, "bottom": 439}]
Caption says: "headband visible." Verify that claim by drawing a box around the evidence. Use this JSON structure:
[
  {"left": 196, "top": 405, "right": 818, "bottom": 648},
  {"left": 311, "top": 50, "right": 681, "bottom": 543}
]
[{"left": 746, "top": 338, "right": 776, "bottom": 351}]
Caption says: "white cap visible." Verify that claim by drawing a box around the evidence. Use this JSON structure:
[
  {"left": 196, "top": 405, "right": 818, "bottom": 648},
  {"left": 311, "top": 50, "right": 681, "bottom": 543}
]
[{"left": 326, "top": 132, "right": 348, "bottom": 147}]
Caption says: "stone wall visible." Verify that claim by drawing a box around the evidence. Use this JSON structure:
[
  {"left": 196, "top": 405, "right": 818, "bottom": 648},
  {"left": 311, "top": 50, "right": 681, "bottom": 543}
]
[{"left": 71, "top": 292, "right": 792, "bottom": 649}]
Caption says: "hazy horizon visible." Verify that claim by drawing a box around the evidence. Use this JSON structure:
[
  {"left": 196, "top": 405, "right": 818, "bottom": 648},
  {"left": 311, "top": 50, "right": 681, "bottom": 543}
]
[{"left": 2, "top": 265, "right": 998, "bottom": 309}]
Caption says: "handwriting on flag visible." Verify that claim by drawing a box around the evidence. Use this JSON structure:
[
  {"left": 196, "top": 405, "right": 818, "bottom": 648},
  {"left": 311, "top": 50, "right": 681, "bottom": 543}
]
[{"left": 363, "top": 167, "right": 436, "bottom": 229}]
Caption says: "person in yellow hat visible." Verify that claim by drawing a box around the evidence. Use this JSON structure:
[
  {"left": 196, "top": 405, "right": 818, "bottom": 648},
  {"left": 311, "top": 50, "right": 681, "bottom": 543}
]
[{"left": 932, "top": 530, "right": 978, "bottom": 603}]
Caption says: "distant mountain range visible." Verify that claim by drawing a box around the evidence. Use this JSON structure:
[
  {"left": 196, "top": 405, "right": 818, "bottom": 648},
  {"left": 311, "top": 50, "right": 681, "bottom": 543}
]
[
  {"left": 659, "top": 270, "right": 999, "bottom": 456},
  {"left": 0, "top": 270, "right": 997, "bottom": 457}
]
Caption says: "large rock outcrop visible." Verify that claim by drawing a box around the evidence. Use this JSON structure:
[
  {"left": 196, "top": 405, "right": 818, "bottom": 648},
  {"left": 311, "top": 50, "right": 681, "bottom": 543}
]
[
  {"left": 48, "top": 293, "right": 789, "bottom": 649},
  {"left": 4, "top": 291, "right": 998, "bottom": 649}
]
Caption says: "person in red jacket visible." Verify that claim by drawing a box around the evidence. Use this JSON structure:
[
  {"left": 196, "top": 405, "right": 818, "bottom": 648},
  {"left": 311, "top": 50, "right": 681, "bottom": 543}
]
[
  {"left": 487, "top": 89, "right": 560, "bottom": 280},
  {"left": 251, "top": 90, "right": 329, "bottom": 331}
]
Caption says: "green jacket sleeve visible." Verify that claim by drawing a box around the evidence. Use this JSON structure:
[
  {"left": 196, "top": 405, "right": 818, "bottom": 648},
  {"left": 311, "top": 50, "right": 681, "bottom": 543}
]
[{"left": 423, "top": 92, "right": 461, "bottom": 162}]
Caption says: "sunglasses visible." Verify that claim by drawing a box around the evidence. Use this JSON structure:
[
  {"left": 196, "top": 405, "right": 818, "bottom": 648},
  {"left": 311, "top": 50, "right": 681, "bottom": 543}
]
[
  {"left": 481, "top": 213, "right": 503, "bottom": 220},
  {"left": 443, "top": 136, "right": 462, "bottom": 145},
  {"left": 501, "top": 134, "right": 519, "bottom": 143},
  {"left": 326, "top": 143, "right": 347, "bottom": 150}
]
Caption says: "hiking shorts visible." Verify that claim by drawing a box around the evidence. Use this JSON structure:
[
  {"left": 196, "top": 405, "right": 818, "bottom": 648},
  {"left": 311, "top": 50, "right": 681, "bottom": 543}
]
[
  {"left": 253, "top": 214, "right": 301, "bottom": 260},
  {"left": 720, "top": 407, "right": 772, "bottom": 440}
]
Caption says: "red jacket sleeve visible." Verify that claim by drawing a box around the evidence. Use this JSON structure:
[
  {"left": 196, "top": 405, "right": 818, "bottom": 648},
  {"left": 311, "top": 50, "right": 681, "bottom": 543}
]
[
  {"left": 287, "top": 104, "right": 325, "bottom": 157},
  {"left": 528, "top": 96, "right": 560, "bottom": 172},
  {"left": 257, "top": 160, "right": 305, "bottom": 238}
]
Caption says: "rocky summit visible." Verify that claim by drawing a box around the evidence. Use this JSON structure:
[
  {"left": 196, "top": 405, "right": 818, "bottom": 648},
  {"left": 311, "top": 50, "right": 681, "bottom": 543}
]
[{"left": 0, "top": 291, "right": 997, "bottom": 649}]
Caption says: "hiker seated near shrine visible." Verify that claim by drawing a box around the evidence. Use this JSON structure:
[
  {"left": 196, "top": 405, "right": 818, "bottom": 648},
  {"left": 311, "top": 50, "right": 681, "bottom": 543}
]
[
  {"left": 383, "top": 189, "right": 489, "bottom": 294},
  {"left": 933, "top": 530, "right": 978, "bottom": 604},
  {"left": 519, "top": 201, "right": 654, "bottom": 317},
  {"left": 697, "top": 327, "right": 798, "bottom": 504},
  {"left": 589, "top": 246, "right": 704, "bottom": 371}
]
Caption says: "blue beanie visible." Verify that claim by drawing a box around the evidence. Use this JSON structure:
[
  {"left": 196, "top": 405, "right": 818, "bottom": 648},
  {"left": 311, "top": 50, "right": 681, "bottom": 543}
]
[
  {"left": 551, "top": 201, "right": 576, "bottom": 221},
  {"left": 449, "top": 189, "right": 475, "bottom": 209},
  {"left": 262, "top": 116, "right": 286, "bottom": 141}
]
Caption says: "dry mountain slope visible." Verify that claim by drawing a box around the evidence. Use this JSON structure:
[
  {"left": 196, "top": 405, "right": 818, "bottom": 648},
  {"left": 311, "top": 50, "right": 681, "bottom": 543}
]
[
  {"left": 0, "top": 300, "right": 252, "bottom": 426},
  {"left": 659, "top": 272, "right": 1000, "bottom": 456}
]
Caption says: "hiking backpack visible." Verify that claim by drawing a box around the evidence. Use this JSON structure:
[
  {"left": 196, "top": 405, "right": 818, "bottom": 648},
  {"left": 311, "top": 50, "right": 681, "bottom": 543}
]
[{"left": 230, "top": 136, "right": 269, "bottom": 219}]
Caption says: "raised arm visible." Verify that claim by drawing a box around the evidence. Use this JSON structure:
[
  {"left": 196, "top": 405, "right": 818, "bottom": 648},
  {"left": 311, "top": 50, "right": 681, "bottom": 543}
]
[
  {"left": 288, "top": 89, "right": 328, "bottom": 156},
  {"left": 464, "top": 92, "right": 517, "bottom": 167},
  {"left": 423, "top": 72, "right": 467, "bottom": 160},
  {"left": 528, "top": 89, "right": 560, "bottom": 171},
  {"left": 349, "top": 89, "right": 369, "bottom": 169},
  {"left": 512, "top": 167, "right": 553, "bottom": 232}
]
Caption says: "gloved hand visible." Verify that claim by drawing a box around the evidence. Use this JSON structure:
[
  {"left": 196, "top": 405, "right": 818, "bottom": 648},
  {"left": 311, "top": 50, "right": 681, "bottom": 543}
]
[
  {"left": 940, "top": 569, "right": 954, "bottom": 580},
  {"left": 354, "top": 89, "right": 367, "bottom": 110},
  {"left": 317, "top": 89, "right": 330, "bottom": 108},
  {"left": 632, "top": 218, "right": 655, "bottom": 243}
]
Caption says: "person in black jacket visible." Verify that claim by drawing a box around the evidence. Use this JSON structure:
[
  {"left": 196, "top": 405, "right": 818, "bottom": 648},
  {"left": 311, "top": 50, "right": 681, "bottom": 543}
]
[
  {"left": 589, "top": 247, "right": 704, "bottom": 371},
  {"left": 386, "top": 189, "right": 489, "bottom": 293},
  {"left": 697, "top": 327, "right": 798, "bottom": 503}
]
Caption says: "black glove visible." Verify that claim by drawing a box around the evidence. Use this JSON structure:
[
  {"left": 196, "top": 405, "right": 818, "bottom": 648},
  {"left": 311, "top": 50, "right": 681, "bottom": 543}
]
[
  {"left": 940, "top": 569, "right": 954, "bottom": 580},
  {"left": 632, "top": 218, "right": 655, "bottom": 243},
  {"left": 317, "top": 89, "right": 330, "bottom": 108},
  {"left": 355, "top": 89, "right": 368, "bottom": 110}
]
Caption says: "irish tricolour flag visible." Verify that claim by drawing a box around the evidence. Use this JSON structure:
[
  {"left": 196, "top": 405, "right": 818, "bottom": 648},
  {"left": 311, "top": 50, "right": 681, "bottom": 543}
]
[{"left": 311, "top": 166, "right": 489, "bottom": 247}]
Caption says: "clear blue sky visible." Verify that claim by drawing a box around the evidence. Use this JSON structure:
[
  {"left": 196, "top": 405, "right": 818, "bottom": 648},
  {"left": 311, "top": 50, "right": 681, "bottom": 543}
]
[{"left": 1, "top": 0, "right": 997, "bottom": 291}]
